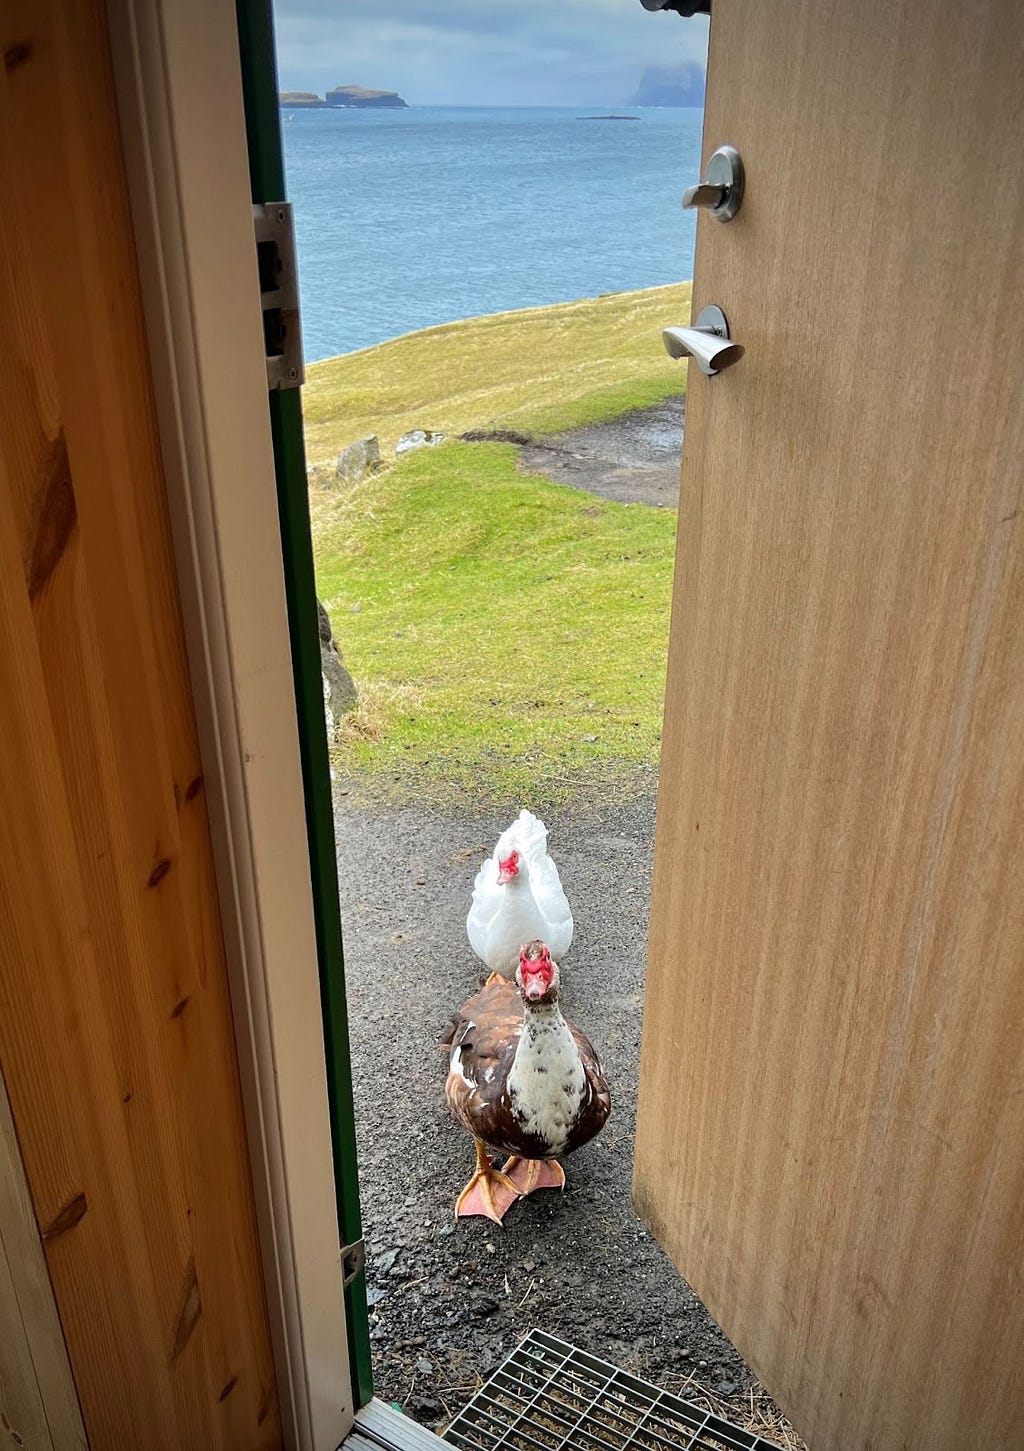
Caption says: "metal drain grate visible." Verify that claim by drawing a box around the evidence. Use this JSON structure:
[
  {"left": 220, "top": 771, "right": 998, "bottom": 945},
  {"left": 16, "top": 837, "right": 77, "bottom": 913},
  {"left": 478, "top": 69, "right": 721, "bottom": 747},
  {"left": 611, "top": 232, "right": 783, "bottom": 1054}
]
[{"left": 443, "top": 1329, "right": 782, "bottom": 1451}]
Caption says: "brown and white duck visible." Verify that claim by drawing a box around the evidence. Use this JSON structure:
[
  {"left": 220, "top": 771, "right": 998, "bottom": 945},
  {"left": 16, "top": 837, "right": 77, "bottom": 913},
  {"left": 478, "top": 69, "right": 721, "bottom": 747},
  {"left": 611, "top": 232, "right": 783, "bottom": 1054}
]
[{"left": 441, "top": 940, "right": 611, "bottom": 1223}]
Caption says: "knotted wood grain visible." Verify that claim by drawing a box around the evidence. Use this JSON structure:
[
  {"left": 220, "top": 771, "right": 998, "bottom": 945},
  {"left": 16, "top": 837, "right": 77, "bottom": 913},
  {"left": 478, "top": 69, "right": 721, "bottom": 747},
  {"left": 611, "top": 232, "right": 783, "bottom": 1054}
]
[{"left": 0, "top": 1, "right": 280, "bottom": 1445}]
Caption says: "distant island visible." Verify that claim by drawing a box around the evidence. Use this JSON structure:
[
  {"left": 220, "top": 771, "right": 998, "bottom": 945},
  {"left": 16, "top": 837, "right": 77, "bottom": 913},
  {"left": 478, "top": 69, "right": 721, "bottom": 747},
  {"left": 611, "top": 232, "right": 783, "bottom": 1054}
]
[
  {"left": 628, "top": 64, "right": 705, "bottom": 107},
  {"left": 579, "top": 114, "right": 639, "bottom": 122},
  {"left": 328, "top": 84, "right": 408, "bottom": 109},
  {"left": 279, "top": 84, "right": 408, "bottom": 110}
]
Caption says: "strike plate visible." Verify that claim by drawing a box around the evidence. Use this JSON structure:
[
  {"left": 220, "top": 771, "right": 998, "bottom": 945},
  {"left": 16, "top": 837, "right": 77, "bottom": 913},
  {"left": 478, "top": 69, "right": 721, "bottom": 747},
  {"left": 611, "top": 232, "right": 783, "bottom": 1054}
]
[{"left": 253, "top": 201, "right": 305, "bottom": 390}]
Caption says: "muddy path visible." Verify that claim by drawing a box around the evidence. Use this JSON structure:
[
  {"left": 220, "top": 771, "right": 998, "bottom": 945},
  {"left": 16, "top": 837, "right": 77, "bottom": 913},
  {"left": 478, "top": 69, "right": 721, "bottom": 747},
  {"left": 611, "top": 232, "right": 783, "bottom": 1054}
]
[{"left": 516, "top": 396, "right": 684, "bottom": 508}]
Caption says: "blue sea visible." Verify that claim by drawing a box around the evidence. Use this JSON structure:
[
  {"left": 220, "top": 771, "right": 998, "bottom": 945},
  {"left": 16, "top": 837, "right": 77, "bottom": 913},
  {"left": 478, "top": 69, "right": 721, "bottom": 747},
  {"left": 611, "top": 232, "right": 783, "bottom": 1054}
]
[{"left": 281, "top": 106, "right": 703, "bottom": 363}]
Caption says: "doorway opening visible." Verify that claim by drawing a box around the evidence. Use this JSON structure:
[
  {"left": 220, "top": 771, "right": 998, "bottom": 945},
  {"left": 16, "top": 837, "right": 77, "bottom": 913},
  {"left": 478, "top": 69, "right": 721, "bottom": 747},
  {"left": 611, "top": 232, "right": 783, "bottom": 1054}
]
[{"left": 257, "top": 4, "right": 804, "bottom": 1448}]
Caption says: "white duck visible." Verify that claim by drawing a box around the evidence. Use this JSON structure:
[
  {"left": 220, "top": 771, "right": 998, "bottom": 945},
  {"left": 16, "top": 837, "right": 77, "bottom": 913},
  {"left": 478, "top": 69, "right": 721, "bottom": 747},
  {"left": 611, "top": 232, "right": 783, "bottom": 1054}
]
[{"left": 467, "top": 810, "right": 573, "bottom": 973}]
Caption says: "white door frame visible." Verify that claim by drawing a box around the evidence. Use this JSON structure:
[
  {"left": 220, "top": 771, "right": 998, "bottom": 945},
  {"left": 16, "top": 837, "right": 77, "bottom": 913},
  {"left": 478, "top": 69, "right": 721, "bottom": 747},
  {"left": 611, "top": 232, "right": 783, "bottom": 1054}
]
[{"left": 107, "top": 3, "right": 353, "bottom": 1448}]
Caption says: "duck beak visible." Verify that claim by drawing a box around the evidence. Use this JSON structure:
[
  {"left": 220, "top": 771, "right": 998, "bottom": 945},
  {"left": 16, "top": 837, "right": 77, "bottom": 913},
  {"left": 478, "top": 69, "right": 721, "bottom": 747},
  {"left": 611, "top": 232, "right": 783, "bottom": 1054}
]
[{"left": 523, "top": 977, "right": 546, "bottom": 1001}]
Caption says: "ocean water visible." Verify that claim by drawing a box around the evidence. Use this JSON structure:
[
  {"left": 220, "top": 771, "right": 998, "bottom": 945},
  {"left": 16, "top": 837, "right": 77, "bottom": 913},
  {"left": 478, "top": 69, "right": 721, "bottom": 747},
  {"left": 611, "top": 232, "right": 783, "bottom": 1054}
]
[{"left": 280, "top": 106, "right": 703, "bottom": 362}]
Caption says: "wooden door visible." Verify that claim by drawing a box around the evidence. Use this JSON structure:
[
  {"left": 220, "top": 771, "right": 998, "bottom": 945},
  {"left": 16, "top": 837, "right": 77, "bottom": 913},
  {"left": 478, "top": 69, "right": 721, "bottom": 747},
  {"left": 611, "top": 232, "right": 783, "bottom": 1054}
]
[
  {"left": 634, "top": 2, "right": 1024, "bottom": 1448},
  {"left": 0, "top": 1073, "right": 87, "bottom": 1450},
  {"left": 0, "top": 1, "right": 280, "bottom": 1447}
]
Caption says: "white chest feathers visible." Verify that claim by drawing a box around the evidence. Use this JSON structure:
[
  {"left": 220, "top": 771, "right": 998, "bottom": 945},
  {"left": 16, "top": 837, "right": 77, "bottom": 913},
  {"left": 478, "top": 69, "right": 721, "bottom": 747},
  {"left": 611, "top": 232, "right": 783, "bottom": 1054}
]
[{"left": 507, "top": 1007, "right": 585, "bottom": 1155}]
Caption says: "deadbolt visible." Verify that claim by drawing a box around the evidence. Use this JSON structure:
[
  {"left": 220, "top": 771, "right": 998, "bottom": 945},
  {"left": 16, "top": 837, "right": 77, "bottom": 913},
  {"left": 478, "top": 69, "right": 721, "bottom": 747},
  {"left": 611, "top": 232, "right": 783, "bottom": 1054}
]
[{"left": 682, "top": 145, "right": 744, "bottom": 222}]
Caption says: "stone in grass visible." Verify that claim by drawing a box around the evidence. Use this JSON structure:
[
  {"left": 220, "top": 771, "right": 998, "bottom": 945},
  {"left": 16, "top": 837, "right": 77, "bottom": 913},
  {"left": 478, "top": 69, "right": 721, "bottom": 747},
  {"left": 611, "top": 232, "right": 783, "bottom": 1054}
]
[
  {"left": 318, "top": 598, "right": 357, "bottom": 737},
  {"left": 395, "top": 429, "right": 446, "bottom": 456},
  {"left": 336, "top": 434, "right": 381, "bottom": 482}
]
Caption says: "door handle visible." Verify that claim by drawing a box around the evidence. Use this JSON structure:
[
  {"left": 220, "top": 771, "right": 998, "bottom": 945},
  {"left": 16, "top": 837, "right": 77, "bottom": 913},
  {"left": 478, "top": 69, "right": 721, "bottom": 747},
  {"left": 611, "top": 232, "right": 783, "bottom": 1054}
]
[
  {"left": 682, "top": 145, "right": 744, "bottom": 222},
  {"left": 663, "top": 305, "right": 744, "bottom": 377}
]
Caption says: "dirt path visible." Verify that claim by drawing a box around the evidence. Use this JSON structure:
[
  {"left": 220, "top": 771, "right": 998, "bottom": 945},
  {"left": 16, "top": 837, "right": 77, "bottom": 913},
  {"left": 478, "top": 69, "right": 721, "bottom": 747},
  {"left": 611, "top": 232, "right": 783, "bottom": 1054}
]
[
  {"left": 517, "top": 396, "right": 684, "bottom": 508},
  {"left": 334, "top": 793, "right": 777, "bottom": 1435}
]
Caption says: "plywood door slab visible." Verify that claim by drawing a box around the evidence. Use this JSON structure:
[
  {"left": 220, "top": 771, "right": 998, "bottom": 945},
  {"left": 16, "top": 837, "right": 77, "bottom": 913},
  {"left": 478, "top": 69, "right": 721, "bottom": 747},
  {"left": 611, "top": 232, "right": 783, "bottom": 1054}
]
[
  {"left": 0, "top": 1, "right": 280, "bottom": 1446},
  {"left": 635, "top": 1, "right": 1024, "bottom": 1448}
]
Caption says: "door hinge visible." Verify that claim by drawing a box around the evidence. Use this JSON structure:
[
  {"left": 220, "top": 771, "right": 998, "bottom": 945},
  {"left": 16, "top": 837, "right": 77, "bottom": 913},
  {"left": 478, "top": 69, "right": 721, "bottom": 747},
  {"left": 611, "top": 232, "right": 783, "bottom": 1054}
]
[
  {"left": 341, "top": 1237, "right": 366, "bottom": 1288},
  {"left": 253, "top": 201, "right": 305, "bottom": 390}
]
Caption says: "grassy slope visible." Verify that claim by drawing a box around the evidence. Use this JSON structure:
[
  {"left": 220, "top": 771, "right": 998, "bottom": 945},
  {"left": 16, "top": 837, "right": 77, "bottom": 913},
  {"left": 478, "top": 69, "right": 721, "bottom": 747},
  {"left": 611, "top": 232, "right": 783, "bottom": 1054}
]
[
  {"left": 303, "top": 281, "right": 691, "bottom": 464},
  {"left": 309, "top": 283, "right": 690, "bottom": 803},
  {"left": 313, "top": 444, "right": 676, "bottom": 802}
]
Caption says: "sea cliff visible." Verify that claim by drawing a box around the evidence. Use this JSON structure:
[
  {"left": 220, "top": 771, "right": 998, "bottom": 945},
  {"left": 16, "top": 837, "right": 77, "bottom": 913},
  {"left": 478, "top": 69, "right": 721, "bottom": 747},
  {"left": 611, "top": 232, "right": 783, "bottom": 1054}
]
[
  {"left": 280, "top": 91, "right": 326, "bottom": 108},
  {"left": 279, "top": 85, "right": 409, "bottom": 110},
  {"left": 326, "top": 85, "right": 408, "bottom": 109}
]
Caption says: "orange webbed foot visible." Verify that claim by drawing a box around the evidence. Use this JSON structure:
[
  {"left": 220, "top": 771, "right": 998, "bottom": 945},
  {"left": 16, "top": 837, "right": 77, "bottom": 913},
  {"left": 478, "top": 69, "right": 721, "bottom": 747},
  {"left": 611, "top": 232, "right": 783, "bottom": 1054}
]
[
  {"left": 456, "top": 1140, "right": 522, "bottom": 1224},
  {"left": 500, "top": 1156, "right": 566, "bottom": 1197}
]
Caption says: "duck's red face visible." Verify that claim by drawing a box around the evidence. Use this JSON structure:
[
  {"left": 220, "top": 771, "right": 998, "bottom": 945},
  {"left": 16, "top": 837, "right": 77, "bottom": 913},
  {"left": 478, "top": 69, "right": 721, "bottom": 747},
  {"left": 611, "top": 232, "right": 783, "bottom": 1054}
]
[
  {"left": 496, "top": 849, "right": 520, "bottom": 885},
  {"left": 518, "top": 943, "right": 555, "bottom": 1001}
]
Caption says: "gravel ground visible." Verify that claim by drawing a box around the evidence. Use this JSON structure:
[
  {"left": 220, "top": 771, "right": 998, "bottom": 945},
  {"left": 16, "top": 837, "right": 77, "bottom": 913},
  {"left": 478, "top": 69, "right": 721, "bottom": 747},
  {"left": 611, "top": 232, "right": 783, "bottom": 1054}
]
[{"left": 334, "top": 793, "right": 781, "bottom": 1436}]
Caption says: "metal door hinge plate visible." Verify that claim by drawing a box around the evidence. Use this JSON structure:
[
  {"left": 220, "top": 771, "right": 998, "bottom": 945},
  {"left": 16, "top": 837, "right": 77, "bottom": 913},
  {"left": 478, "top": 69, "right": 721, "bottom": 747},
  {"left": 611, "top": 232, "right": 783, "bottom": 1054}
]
[
  {"left": 253, "top": 201, "right": 305, "bottom": 390},
  {"left": 341, "top": 1237, "right": 366, "bottom": 1287}
]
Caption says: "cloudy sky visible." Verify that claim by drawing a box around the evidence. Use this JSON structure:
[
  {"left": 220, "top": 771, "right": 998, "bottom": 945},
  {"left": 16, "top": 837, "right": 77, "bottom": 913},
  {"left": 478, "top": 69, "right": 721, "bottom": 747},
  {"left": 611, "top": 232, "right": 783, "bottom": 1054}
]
[{"left": 272, "top": 0, "right": 709, "bottom": 107}]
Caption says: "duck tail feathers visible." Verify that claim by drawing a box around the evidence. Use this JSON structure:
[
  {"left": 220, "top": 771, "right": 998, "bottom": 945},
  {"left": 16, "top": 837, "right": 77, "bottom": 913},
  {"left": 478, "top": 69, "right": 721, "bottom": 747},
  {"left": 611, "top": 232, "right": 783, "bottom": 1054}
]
[{"left": 509, "top": 808, "right": 548, "bottom": 864}]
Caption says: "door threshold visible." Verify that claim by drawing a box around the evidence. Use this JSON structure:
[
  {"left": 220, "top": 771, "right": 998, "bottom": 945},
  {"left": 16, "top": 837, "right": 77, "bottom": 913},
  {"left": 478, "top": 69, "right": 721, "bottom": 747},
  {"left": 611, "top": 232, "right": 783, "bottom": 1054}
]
[{"left": 346, "top": 1398, "right": 449, "bottom": 1451}]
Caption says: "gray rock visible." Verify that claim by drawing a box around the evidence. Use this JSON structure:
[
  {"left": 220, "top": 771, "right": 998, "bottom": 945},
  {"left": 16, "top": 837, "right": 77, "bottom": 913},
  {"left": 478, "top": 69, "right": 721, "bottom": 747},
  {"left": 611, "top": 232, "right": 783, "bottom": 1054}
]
[
  {"left": 322, "top": 673, "right": 335, "bottom": 740},
  {"left": 336, "top": 434, "right": 380, "bottom": 482},
  {"left": 317, "top": 599, "right": 357, "bottom": 733},
  {"left": 395, "top": 429, "right": 446, "bottom": 456}
]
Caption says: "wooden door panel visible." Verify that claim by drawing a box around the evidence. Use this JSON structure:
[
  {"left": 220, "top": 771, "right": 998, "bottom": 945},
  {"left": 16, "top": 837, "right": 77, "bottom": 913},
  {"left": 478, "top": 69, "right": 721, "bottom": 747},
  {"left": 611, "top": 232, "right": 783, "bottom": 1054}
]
[
  {"left": 0, "top": 1071, "right": 88, "bottom": 1450},
  {"left": 635, "top": 2, "right": 1024, "bottom": 1448},
  {"left": 0, "top": 2, "right": 280, "bottom": 1447}
]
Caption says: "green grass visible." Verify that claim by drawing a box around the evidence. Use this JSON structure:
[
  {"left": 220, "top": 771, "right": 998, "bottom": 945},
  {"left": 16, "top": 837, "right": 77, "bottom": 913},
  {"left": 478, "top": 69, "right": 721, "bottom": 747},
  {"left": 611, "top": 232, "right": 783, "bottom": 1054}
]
[
  {"left": 313, "top": 442, "right": 675, "bottom": 804},
  {"left": 303, "top": 281, "right": 691, "bottom": 465},
  {"left": 308, "top": 282, "right": 688, "bottom": 803}
]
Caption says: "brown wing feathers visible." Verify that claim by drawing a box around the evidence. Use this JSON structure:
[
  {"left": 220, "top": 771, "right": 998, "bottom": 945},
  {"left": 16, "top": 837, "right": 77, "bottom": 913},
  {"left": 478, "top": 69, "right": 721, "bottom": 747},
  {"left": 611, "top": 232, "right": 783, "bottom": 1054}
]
[
  {"left": 567, "top": 1024, "right": 612, "bottom": 1150},
  {"left": 443, "top": 973, "right": 611, "bottom": 1156},
  {"left": 443, "top": 977, "right": 522, "bottom": 1141}
]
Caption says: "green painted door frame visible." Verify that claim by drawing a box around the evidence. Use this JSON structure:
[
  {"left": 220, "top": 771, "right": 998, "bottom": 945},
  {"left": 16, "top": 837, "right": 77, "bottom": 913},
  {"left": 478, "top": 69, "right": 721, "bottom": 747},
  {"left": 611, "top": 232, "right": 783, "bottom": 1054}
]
[{"left": 233, "top": 0, "right": 374, "bottom": 1409}]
